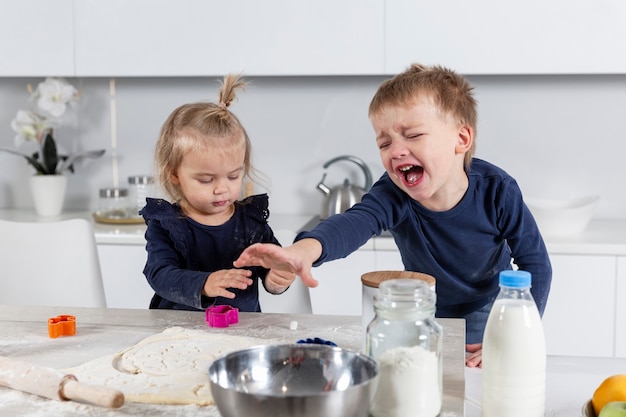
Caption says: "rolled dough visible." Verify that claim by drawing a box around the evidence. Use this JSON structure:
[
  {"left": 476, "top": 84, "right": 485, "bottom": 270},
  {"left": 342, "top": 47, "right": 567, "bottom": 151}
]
[{"left": 65, "top": 327, "right": 280, "bottom": 406}]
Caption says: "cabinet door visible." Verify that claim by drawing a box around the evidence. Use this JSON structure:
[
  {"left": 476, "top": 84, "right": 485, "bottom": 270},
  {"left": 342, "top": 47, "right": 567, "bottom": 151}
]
[
  {"left": 74, "top": 0, "right": 384, "bottom": 76},
  {"left": 542, "top": 254, "right": 616, "bottom": 357},
  {"left": 616, "top": 257, "right": 626, "bottom": 358},
  {"left": 309, "top": 250, "right": 376, "bottom": 316},
  {"left": 0, "top": 0, "right": 75, "bottom": 76},
  {"left": 385, "top": 0, "right": 626, "bottom": 75},
  {"left": 97, "top": 244, "right": 154, "bottom": 309},
  {"left": 374, "top": 249, "right": 404, "bottom": 271}
]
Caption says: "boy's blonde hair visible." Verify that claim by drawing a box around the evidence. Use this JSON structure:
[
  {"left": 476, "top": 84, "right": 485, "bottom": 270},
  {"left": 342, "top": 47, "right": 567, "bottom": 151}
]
[
  {"left": 369, "top": 64, "right": 478, "bottom": 169},
  {"left": 155, "top": 74, "right": 255, "bottom": 201}
]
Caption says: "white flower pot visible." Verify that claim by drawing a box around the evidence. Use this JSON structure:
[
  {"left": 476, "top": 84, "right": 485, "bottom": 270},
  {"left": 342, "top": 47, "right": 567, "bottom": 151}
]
[{"left": 29, "top": 175, "right": 67, "bottom": 217}]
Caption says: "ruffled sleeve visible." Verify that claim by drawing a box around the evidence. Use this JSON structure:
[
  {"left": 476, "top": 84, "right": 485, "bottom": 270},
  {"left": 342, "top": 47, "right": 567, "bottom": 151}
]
[
  {"left": 238, "top": 194, "right": 270, "bottom": 225},
  {"left": 140, "top": 198, "right": 183, "bottom": 221},
  {"left": 140, "top": 198, "right": 189, "bottom": 257}
]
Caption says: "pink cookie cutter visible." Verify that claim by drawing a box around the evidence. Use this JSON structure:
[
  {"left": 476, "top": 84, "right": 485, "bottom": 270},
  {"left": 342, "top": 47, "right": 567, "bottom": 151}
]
[{"left": 205, "top": 305, "right": 239, "bottom": 328}]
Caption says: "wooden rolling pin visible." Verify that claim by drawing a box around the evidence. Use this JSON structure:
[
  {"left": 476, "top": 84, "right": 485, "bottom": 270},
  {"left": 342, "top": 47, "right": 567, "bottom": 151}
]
[{"left": 0, "top": 356, "right": 124, "bottom": 408}]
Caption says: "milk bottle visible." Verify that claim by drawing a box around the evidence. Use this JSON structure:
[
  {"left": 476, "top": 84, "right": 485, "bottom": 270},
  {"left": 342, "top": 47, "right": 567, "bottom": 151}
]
[{"left": 481, "top": 270, "right": 546, "bottom": 417}]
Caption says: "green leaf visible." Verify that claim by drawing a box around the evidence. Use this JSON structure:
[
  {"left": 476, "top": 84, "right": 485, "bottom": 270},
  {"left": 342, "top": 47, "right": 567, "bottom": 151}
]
[
  {"left": 0, "top": 148, "right": 47, "bottom": 174},
  {"left": 41, "top": 133, "right": 59, "bottom": 174},
  {"left": 57, "top": 149, "right": 106, "bottom": 173}
]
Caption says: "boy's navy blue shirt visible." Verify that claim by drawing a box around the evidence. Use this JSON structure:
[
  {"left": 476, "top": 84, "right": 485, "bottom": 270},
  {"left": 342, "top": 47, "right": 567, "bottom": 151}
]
[
  {"left": 141, "top": 194, "right": 278, "bottom": 312},
  {"left": 297, "top": 158, "right": 551, "bottom": 321}
]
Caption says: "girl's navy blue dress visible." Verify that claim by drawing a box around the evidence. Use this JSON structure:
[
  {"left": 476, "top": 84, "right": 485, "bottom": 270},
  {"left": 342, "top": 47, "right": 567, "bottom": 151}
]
[{"left": 140, "top": 194, "right": 278, "bottom": 312}]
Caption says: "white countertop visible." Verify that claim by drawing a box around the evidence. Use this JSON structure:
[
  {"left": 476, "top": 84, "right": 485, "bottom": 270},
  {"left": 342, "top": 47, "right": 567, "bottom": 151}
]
[
  {"left": 0, "top": 209, "right": 148, "bottom": 245},
  {"left": 465, "top": 355, "right": 626, "bottom": 417},
  {"left": 2, "top": 209, "right": 626, "bottom": 256},
  {"left": 1, "top": 304, "right": 623, "bottom": 417},
  {"left": 0, "top": 305, "right": 465, "bottom": 416}
]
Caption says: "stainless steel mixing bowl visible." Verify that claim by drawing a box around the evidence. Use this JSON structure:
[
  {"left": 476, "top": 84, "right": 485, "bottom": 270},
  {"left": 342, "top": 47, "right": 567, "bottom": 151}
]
[{"left": 208, "top": 344, "right": 379, "bottom": 417}]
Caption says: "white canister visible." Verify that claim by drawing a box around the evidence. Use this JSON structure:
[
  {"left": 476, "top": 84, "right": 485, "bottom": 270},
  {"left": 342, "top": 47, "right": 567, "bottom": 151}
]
[{"left": 361, "top": 270, "right": 436, "bottom": 351}]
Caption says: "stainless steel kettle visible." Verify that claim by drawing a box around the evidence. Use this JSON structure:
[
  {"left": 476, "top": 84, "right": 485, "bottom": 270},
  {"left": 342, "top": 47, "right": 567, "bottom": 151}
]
[{"left": 316, "top": 155, "right": 373, "bottom": 219}]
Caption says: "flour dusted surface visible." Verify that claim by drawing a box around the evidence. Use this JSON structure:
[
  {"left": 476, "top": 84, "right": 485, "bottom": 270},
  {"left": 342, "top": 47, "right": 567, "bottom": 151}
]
[{"left": 65, "top": 326, "right": 280, "bottom": 406}]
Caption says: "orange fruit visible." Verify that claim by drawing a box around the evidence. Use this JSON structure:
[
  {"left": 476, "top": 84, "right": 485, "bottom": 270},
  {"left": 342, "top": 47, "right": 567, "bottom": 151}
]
[{"left": 592, "top": 374, "right": 626, "bottom": 416}]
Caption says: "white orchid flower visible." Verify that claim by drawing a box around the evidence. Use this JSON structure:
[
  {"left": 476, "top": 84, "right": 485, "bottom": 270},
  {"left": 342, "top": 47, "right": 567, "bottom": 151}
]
[
  {"left": 10, "top": 109, "right": 54, "bottom": 147},
  {"left": 33, "top": 77, "right": 79, "bottom": 118},
  {"left": 3, "top": 77, "right": 104, "bottom": 175}
]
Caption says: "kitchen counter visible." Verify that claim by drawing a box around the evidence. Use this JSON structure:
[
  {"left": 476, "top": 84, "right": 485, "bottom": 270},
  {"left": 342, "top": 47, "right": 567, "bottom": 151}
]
[
  {"left": 0, "top": 209, "right": 147, "bottom": 245},
  {"left": 372, "top": 218, "right": 626, "bottom": 255},
  {"left": 465, "top": 355, "right": 626, "bottom": 417},
  {"left": 3, "top": 209, "right": 626, "bottom": 255},
  {"left": 0, "top": 210, "right": 312, "bottom": 246},
  {"left": 0, "top": 305, "right": 465, "bottom": 416}
]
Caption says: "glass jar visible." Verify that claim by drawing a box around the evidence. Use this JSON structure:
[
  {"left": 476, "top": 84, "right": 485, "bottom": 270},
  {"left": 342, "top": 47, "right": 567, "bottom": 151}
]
[
  {"left": 366, "top": 279, "right": 443, "bottom": 417},
  {"left": 98, "top": 187, "right": 130, "bottom": 219},
  {"left": 127, "top": 175, "right": 155, "bottom": 217}
]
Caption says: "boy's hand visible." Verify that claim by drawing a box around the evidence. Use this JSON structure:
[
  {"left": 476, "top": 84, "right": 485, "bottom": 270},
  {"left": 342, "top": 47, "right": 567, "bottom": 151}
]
[
  {"left": 234, "top": 239, "right": 322, "bottom": 288},
  {"left": 203, "top": 269, "right": 253, "bottom": 299},
  {"left": 465, "top": 343, "right": 483, "bottom": 368},
  {"left": 264, "top": 269, "right": 296, "bottom": 294}
]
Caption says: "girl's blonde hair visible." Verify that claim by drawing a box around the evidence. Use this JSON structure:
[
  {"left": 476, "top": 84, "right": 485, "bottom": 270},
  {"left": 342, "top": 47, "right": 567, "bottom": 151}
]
[
  {"left": 368, "top": 64, "right": 478, "bottom": 169},
  {"left": 155, "top": 74, "right": 258, "bottom": 201}
]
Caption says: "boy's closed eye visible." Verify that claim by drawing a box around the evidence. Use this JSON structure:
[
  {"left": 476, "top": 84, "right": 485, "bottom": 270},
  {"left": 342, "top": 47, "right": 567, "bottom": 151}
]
[{"left": 406, "top": 133, "right": 423, "bottom": 139}]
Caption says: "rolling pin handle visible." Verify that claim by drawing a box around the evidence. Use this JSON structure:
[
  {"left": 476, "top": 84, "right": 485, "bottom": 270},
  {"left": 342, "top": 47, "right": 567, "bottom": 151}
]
[{"left": 60, "top": 374, "right": 125, "bottom": 408}]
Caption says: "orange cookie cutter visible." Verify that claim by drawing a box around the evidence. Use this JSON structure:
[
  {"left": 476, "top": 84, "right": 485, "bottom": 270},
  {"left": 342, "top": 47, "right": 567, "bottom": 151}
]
[{"left": 48, "top": 315, "right": 76, "bottom": 338}]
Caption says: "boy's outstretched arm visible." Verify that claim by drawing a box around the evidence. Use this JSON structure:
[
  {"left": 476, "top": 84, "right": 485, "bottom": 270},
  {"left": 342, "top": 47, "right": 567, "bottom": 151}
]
[{"left": 234, "top": 238, "right": 323, "bottom": 288}]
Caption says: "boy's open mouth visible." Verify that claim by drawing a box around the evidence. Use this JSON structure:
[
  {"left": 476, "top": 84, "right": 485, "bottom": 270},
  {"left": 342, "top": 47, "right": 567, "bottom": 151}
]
[{"left": 398, "top": 165, "right": 424, "bottom": 186}]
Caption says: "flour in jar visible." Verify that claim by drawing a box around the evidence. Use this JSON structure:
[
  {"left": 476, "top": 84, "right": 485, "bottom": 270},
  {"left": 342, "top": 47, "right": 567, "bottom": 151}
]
[{"left": 370, "top": 345, "right": 441, "bottom": 417}]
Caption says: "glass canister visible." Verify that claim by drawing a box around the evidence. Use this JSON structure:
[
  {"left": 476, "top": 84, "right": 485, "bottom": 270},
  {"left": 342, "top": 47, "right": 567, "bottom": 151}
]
[
  {"left": 98, "top": 187, "right": 130, "bottom": 219},
  {"left": 366, "top": 278, "right": 443, "bottom": 417},
  {"left": 361, "top": 270, "right": 436, "bottom": 351},
  {"left": 127, "top": 175, "right": 155, "bottom": 217}
]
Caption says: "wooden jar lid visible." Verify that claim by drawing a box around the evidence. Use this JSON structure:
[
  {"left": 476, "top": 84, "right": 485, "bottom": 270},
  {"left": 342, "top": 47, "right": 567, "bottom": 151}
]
[{"left": 361, "top": 270, "right": 436, "bottom": 288}]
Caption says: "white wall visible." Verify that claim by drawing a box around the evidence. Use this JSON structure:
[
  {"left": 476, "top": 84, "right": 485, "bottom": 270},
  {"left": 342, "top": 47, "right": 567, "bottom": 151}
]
[{"left": 1, "top": 74, "right": 625, "bottom": 219}]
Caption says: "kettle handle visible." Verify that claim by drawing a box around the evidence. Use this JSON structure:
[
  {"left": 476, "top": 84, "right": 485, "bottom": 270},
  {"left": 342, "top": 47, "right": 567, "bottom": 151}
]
[
  {"left": 322, "top": 155, "right": 373, "bottom": 191},
  {"left": 316, "top": 173, "right": 331, "bottom": 195}
]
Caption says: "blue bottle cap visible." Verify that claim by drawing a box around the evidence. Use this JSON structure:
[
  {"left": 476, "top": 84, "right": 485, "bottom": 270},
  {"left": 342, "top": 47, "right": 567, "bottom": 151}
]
[{"left": 499, "top": 270, "right": 532, "bottom": 288}]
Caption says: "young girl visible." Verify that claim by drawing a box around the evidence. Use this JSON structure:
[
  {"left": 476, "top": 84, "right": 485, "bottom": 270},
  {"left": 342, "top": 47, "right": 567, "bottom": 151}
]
[{"left": 140, "top": 74, "right": 295, "bottom": 312}]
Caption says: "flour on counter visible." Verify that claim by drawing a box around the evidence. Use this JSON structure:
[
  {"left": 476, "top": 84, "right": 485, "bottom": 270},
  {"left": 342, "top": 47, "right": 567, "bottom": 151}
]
[
  {"left": 64, "top": 327, "right": 281, "bottom": 406},
  {"left": 0, "top": 387, "right": 223, "bottom": 417},
  {"left": 370, "top": 345, "right": 441, "bottom": 417}
]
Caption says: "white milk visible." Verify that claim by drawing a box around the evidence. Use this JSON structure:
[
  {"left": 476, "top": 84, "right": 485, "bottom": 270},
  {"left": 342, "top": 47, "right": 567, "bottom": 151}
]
[{"left": 482, "top": 299, "right": 546, "bottom": 417}]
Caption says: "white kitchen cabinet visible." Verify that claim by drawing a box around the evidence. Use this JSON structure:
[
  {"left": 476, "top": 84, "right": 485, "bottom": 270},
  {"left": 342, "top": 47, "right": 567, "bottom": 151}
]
[
  {"left": 0, "top": 0, "right": 75, "bottom": 76},
  {"left": 374, "top": 249, "right": 404, "bottom": 271},
  {"left": 309, "top": 250, "right": 376, "bottom": 316},
  {"left": 97, "top": 244, "right": 154, "bottom": 309},
  {"left": 73, "top": 0, "right": 385, "bottom": 77},
  {"left": 616, "top": 257, "right": 626, "bottom": 358},
  {"left": 542, "top": 254, "right": 616, "bottom": 357},
  {"left": 385, "top": 0, "right": 626, "bottom": 75}
]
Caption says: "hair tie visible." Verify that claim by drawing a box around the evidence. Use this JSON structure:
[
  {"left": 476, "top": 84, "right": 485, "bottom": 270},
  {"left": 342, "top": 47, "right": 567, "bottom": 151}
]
[{"left": 218, "top": 101, "right": 227, "bottom": 109}]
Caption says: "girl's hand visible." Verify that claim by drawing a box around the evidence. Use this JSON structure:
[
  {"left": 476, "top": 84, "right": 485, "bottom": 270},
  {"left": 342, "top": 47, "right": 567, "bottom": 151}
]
[
  {"left": 264, "top": 268, "right": 297, "bottom": 294},
  {"left": 234, "top": 238, "right": 322, "bottom": 288},
  {"left": 465, "top": 343, "right": 483, "bottom": 368},
  {"left": 203, "top": 269, "right": 253, "bottom": 299}
]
